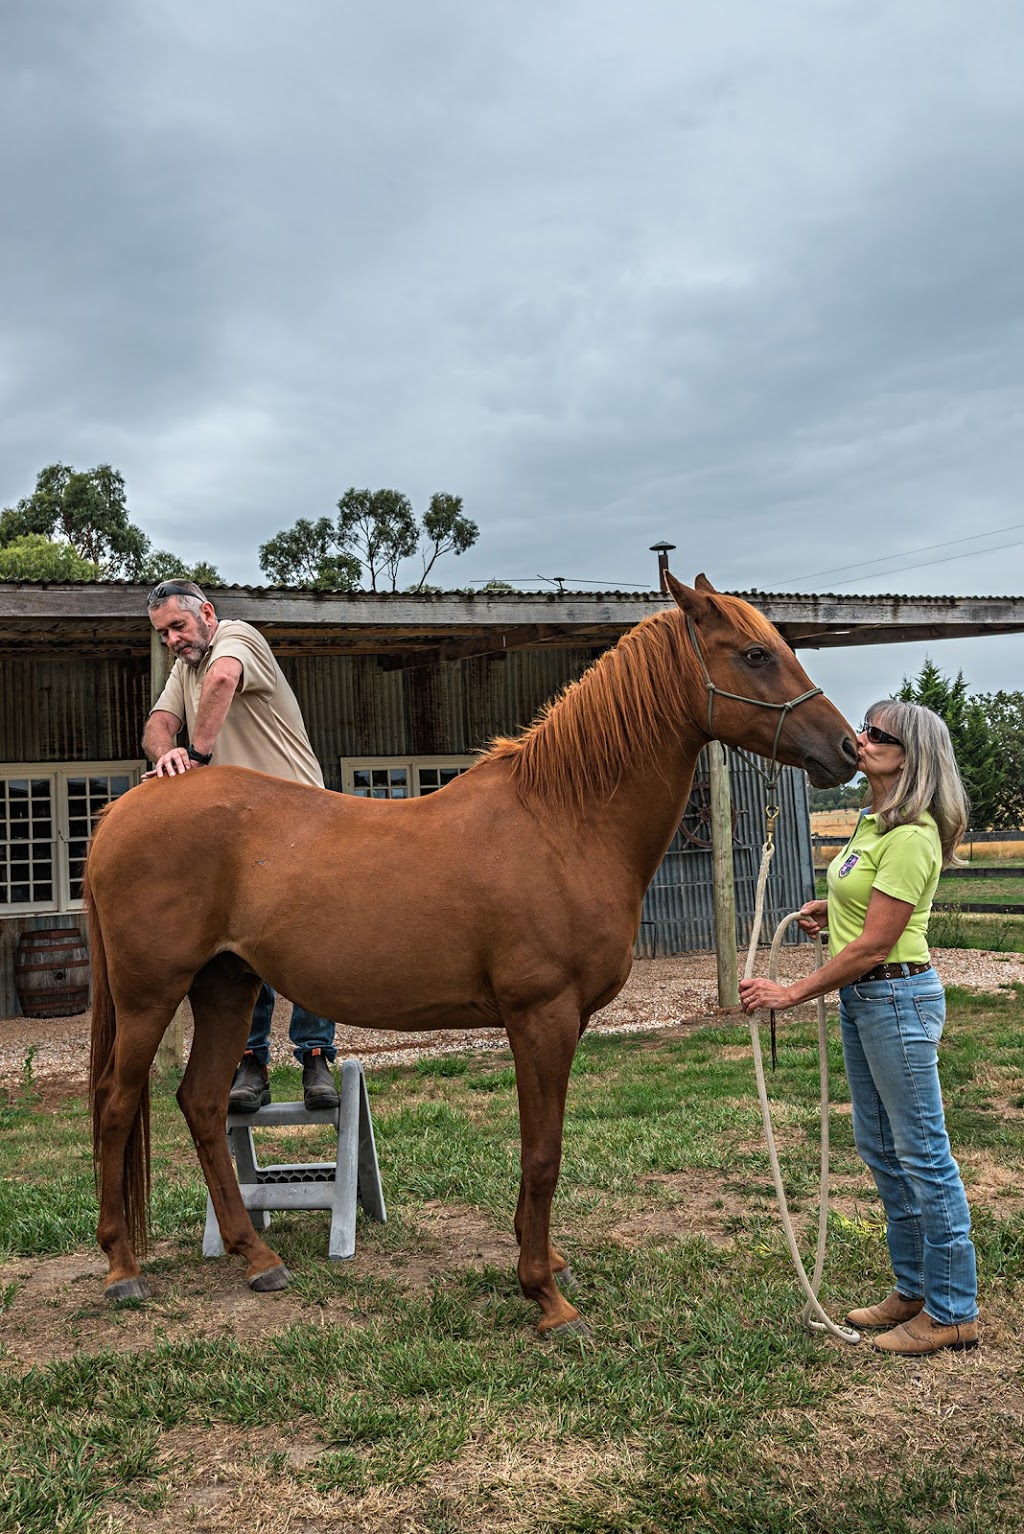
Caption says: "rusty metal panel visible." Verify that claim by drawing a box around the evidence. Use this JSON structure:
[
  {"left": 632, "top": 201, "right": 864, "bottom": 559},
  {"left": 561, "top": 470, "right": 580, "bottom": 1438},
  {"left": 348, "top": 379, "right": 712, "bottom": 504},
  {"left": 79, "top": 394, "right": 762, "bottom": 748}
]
[
  {"left": 637, "top": 750, "right": 815, "bottom": 957},
  {"left": 282, "top": 647, "right": 599, "bottom": 782},
  {"left": 1, "top": 658, "right": 149, "bottom": 763}
]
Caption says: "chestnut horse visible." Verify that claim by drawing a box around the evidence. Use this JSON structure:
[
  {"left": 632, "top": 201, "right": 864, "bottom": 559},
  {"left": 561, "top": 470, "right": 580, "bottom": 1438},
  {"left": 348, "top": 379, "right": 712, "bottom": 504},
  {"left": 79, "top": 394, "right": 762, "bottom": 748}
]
[{"left": 87, "top": 574, "right": 856, "bottom": 1333}]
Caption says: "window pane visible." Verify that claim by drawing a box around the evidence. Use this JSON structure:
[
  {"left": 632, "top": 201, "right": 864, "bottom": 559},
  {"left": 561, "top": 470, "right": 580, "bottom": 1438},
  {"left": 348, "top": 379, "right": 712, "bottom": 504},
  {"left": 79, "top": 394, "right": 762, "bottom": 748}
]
[
  {"left": 390, "top": 787, "right": 407, "bottom": 799},
  {"left": 419, "top": 769, "right": 440, "bottom": 787},
  {"left": 11, "top": 884, "right": 30, "bottom": 903},
  {"left": 371, "top": 769, "right": 389, "bottom": 786},
  {"left": 110, "top": 775, "right": 130, "bottom": 795},
  {"left": 34, "top": 883, "right": 52, "bottom": 901},
  {"left": 66, "top": 779, "right": 87, "bottom": 801},
  {"left": 353, "top": 770, "right": 370, "bottom": 789},
  {"left": 388, "top": 768, "right": 408, "bottom": 786}
]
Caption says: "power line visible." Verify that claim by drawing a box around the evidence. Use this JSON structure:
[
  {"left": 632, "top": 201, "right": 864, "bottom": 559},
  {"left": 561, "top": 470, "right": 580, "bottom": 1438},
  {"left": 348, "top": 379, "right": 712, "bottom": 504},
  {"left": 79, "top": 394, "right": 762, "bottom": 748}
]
[
  {"left": 803, "top": 535, "right": 1024, "bottom": 589},
  {"left": 771, "top": 522, "right": 1024, "bottom": 588}
]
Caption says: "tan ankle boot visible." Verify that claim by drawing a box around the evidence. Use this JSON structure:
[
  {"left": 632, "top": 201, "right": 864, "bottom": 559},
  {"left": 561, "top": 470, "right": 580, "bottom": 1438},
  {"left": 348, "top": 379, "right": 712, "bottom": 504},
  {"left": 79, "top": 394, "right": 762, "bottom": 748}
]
[
  {"left": 872, "top": 1311, "right": 979, "bottom": 1355},
  {"left": 846, "top": 1290, "right": 924, "bottom": 1330}
]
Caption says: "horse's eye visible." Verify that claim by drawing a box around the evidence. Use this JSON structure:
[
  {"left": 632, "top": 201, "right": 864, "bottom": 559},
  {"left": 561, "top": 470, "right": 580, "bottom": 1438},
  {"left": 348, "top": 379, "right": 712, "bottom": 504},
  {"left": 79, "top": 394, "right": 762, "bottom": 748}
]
[{"left": 744, "top": 646, "right": 771, "bottom": 666}]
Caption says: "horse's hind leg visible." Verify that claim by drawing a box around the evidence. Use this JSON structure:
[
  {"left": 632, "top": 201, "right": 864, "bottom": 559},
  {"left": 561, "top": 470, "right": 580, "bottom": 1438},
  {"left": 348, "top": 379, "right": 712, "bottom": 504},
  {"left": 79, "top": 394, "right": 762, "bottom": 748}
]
[
  {"left": 506, "top": 1001, "right": 585, "bottom": 1336},
  {"left": 177, "top": 956, "right": 290, "bottom": 1291},
  {"left": 94, "top": 1005, "right": 176, "bottom": 1301}
]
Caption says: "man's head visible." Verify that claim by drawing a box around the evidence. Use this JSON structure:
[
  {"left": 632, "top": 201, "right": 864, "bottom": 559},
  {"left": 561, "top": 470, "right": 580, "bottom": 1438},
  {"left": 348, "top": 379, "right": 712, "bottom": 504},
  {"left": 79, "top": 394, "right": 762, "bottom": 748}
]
[{"left": 147, "top": 580, "right": 218, "bottom": 669}]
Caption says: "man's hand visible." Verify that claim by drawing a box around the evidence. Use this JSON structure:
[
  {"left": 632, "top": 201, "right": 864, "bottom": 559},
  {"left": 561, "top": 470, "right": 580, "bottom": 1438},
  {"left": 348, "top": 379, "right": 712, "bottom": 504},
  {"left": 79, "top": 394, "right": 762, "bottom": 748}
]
[{"left": 143, "top": 747, "right": 202, "bottom": 779}]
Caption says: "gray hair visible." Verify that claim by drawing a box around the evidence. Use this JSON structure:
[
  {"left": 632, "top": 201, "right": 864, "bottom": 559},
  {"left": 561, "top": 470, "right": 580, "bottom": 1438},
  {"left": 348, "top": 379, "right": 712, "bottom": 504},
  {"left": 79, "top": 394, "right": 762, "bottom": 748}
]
[
  {"left": 146, "top": 579, "right": 208, "bottom": 615},
  {"left": 865, "top": 699, "right": 969, "bottom": 864}
]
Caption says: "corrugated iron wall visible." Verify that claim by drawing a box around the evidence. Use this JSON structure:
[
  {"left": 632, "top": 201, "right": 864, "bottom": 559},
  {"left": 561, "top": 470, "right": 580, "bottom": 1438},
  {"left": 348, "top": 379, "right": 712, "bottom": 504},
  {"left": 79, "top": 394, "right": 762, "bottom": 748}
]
[
  {"left": 0, "top": 658, "right": 149, "bottom": 761},
  {"left": 282, "top": 648, "right": 597, "bottom": 787},
  {"left": 638, "top": 749, "right": 815, "bottom": 955}
]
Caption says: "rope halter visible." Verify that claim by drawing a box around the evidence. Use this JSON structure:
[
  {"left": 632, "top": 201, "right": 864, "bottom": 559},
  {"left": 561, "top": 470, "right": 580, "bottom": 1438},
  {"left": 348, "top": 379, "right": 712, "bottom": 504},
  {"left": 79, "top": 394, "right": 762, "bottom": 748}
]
[{"left": 684, "top": 614, "right": 823, "bottom": 813}]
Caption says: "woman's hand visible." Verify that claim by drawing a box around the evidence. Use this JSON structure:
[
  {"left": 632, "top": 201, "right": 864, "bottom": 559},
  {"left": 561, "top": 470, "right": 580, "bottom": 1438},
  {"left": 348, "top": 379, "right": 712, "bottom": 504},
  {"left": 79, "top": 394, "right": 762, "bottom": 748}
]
[
  {"left": 738, "top": 977, "right": 798, "bottom": 1015},
  {"left": 796, "top": 899, "right": 828, "bottom": 939}
]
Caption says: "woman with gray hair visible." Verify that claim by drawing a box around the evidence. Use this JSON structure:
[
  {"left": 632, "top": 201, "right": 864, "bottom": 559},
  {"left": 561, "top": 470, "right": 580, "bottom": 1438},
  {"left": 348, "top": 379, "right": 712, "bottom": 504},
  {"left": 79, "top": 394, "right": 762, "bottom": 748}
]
[{"left": 740, "top": 700, "right": 978, "bottom": 1355}]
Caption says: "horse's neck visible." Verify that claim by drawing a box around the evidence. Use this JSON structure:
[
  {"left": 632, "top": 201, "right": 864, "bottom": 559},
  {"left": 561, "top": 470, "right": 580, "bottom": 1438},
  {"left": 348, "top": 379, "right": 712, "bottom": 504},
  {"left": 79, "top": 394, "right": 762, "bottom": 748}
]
[{"left": 574, "top": 728, "right": 707, "bottom": 893}]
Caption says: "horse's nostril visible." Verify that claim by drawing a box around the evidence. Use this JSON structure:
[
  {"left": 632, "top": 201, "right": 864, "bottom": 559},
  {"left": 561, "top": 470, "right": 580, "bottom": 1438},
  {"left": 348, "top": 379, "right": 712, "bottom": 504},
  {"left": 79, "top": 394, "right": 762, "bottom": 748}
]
[{"left": 844, "top": 736, "right": 858, "bottom": 762}]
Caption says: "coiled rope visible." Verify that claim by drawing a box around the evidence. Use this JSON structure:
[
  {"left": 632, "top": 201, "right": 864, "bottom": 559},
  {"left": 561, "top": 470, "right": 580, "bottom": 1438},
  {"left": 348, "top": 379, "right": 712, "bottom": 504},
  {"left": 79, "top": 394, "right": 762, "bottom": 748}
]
[{"left": 743, "top": 833, "right": 860, "bottom": 1345}]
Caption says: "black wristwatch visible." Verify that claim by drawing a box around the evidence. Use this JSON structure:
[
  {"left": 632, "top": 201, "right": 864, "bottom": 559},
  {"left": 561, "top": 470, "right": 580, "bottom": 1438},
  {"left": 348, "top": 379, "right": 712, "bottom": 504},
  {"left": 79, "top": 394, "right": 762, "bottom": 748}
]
[{"left": 187, "top": 744, "right": 213, "bottom": 765}]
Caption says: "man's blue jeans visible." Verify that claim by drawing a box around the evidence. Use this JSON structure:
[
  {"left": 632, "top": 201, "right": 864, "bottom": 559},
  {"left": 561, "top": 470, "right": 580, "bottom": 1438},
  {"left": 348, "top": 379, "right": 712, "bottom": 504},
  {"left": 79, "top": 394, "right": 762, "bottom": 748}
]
[
  {"left": 839, "top": 969, "right": 977, "bottom": 1326},
  {"left": 244, "top": 983, "right": 336, "bottom": 1065}
]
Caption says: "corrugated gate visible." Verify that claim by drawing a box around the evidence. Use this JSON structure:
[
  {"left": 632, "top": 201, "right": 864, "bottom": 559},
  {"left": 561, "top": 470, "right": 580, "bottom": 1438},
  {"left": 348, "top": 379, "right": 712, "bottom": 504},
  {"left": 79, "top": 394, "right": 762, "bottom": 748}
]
[{"left": 637, "top": 749, "right": 815, "bottom": 956}]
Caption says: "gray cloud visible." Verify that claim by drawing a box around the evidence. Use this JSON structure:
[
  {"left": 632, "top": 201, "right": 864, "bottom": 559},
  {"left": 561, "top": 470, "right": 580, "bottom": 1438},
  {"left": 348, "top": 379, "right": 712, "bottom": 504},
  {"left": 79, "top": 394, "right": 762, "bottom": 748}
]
[{"left": 2, "top": 0, "right": 1023, "bottom": 702}]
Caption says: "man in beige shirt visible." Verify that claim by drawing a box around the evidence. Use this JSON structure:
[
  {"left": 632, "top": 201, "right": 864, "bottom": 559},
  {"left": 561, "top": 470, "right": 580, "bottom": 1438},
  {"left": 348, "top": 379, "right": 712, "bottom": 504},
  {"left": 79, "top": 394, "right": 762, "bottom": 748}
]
[{"left": 143, "top": 579, "right": 339, "bottom": 1112}]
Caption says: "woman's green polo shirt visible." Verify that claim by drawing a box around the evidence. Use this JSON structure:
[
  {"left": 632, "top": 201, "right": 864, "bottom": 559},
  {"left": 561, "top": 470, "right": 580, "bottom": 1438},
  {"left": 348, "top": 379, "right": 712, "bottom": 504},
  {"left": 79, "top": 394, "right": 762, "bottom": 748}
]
[{"left": 825, "top": 810, "right": 942, "bottom": 964}]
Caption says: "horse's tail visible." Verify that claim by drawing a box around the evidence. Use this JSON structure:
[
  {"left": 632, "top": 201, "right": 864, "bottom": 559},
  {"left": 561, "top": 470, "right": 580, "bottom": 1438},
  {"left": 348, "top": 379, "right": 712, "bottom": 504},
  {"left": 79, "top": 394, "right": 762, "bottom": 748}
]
[{"left": 86, "top": 858, "right": 151, "bottom": 1256}]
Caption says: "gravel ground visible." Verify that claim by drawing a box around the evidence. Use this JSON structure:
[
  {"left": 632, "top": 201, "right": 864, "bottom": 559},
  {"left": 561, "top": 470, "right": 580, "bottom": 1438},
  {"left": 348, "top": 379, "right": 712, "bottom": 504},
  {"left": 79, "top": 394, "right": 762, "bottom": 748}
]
[{"left": 2, "top": 946, "right": 1022, "bottom": 1087}]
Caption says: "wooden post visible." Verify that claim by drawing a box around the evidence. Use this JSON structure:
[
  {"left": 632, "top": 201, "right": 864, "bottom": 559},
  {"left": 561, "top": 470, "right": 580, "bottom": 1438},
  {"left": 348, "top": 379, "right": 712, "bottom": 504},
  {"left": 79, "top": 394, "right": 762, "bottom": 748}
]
[
  {"left": 708, "top": 742, "right": 739, "bottom": 1008},
  {"left": 150, "top": 623, "right": 186, "bottom": 1074}
]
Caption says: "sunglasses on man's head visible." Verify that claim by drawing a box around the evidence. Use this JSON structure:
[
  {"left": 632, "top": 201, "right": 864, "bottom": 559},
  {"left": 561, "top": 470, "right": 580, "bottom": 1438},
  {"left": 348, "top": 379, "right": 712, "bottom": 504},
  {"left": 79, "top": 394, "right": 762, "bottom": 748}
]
[
  {"left": 148, "top": 580, "right": 205, "bottom": 603},
  {"left": 860, "top": 723, "right": 903, "bottom": 748}
]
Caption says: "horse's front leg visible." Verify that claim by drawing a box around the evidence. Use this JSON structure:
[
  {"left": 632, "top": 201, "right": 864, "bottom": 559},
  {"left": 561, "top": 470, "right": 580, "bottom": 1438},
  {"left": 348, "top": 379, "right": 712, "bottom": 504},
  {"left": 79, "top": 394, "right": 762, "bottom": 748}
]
[
  {"left": 506, "top": 1001, "right": 585, "bottom": 1336},
  {"left": 179, "top": 970, "right": 290, "bottom": 1291}
]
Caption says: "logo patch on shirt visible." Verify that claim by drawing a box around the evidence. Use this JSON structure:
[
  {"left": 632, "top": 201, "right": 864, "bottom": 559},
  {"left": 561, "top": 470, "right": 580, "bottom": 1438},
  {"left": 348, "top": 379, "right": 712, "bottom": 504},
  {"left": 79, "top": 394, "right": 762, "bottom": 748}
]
[{"left": 837, "top": 853, "right": 860, "bottom": 879}]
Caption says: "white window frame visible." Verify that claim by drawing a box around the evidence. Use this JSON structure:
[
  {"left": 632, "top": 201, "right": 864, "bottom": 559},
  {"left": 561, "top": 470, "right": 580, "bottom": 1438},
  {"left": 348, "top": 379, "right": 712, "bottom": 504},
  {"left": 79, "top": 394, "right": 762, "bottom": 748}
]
[
  {"left": 340, "top": 755, "right": 477, "bottom": 799},
  {"left": 0, "top": 761, "right": 145, "bottom": 916}
]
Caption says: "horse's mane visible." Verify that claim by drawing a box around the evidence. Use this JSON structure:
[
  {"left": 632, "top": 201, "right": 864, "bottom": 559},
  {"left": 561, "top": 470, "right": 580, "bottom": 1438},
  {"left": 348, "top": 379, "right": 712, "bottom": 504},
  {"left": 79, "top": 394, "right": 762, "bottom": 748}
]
[{"left": 482, "top": 592, "right": 779, "bottom": 813}]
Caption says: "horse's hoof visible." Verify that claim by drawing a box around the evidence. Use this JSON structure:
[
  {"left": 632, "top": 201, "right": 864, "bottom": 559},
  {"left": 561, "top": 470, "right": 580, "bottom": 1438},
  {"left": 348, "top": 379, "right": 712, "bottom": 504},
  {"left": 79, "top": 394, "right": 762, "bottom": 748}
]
[
  {"left": 545, "top": 1315, "right": 591, "bottom": 1339},
  {"left": 248, "top": 1263, "right": 291, "bottom": 1293},
  {"left": 556, "top": 1265, "right": 579, "bottom": 1294},
  {"left": 104, "top": 1276, "right": 150, "bottom": 1303}
]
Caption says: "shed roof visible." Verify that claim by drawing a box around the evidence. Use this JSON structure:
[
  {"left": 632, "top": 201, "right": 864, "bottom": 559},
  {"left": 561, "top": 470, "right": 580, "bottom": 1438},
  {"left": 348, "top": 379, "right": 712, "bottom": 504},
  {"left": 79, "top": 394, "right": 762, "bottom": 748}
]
[{"left": 1, "top": 580, "right": 1023, "bottom": 663}]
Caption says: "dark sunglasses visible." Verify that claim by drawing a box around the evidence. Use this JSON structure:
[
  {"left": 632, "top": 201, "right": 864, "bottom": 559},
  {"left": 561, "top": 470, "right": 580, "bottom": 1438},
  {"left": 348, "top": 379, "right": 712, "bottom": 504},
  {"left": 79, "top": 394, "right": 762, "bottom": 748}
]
[{"left": 860, "top": 722, "right": 903, "bottom": 748}]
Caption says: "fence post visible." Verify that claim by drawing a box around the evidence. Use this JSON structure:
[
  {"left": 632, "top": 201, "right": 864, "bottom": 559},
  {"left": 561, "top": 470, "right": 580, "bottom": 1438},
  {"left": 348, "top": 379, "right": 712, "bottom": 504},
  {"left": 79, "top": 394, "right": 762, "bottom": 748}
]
[{"left": 708, "top": 742, "right": 740, "bottom": 1007}]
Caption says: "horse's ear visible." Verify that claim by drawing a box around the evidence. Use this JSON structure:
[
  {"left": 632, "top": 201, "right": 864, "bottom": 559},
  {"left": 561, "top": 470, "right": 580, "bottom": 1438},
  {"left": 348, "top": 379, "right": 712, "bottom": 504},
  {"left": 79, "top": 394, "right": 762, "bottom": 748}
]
[
  {"left": 694, "top": 573, "right": 719, "bottom": 594},
  {"left": 665, "top": 571, "right": 712, "bottom": 622}
]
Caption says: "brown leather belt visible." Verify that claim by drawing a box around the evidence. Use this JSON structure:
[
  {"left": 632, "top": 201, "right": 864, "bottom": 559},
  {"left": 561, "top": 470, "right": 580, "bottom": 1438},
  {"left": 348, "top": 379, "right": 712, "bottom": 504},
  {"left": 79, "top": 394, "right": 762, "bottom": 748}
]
[{"left": 857, "top": 961, "right": 932, "bottom": 983}]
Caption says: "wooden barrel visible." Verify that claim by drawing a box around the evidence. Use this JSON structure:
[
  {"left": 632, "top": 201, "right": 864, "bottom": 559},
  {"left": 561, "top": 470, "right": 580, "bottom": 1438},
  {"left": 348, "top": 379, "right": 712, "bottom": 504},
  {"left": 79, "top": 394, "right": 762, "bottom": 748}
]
[{"left": 14, "top": 927, "right": 90, "bottom": 1018}]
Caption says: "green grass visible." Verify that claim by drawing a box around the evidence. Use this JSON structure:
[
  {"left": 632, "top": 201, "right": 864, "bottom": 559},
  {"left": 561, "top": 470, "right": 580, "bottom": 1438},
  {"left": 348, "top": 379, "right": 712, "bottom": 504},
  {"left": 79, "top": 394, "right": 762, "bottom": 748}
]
[{"left": 2, "top": 1002, "right": 1024, "bottom": 1533}]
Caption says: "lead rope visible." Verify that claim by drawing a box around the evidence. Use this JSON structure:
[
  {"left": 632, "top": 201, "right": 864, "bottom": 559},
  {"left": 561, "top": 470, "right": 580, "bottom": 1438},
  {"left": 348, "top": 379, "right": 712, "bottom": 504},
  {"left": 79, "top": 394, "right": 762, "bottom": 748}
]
[{"left": 743, "top": 817, "right": 860, "bottom": 1346}]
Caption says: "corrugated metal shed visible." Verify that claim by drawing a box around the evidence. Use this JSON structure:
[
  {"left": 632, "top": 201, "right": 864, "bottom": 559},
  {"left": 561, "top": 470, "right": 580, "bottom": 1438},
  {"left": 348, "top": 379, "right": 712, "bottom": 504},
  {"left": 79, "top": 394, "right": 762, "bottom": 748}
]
[
  {"left": 0, "top": 658, "right": 148, "bottom": 761},
  {"left": 638, "top": 751, "right": 814, "bottom": 956}
]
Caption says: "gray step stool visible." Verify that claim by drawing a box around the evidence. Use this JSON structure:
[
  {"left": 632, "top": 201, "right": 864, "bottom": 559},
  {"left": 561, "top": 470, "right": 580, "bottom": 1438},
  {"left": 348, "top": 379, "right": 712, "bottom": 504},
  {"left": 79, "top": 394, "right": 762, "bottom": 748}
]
[{"left": 203, "top": 1056, "right": 386, "bottom": 1261}]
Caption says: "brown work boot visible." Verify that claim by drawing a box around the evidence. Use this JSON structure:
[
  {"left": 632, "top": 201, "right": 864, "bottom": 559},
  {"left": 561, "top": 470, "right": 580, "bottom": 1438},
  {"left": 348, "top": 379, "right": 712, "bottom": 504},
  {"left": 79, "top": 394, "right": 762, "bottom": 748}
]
[
  {"left": 228, "top": 1054, "right": 271, "bottom": 1113},
  {"left": 846, "top": 1290, "right": 925, "bottom": 1330},
  {"left": 302, "top": 1050, "right": 339, "bottom": 1111},
  {"left": 872, "top": 1311, "right": 979, "bottom": 1356}
]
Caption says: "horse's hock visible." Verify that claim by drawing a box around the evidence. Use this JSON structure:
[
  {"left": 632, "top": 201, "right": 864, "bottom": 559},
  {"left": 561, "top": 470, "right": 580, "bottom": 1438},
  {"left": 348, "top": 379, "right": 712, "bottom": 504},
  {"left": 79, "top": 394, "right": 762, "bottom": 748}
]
[{"left": 202, "top": 1059, "right": 386, "bottom": 1262}]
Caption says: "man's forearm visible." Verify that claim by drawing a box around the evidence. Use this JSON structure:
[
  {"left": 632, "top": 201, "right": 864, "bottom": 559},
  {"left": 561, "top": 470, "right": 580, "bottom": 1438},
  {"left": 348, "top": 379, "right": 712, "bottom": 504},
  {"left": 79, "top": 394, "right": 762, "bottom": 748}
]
[{"left": 192, "top": 672, "right": 238, "bottom": 755}]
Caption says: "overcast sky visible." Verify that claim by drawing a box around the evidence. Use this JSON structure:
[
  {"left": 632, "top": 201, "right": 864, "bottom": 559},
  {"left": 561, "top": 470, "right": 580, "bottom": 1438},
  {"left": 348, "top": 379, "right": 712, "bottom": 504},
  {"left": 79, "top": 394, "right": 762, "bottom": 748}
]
[{"left": 2, "top": 1, "right": 1023, "bottom": 710}]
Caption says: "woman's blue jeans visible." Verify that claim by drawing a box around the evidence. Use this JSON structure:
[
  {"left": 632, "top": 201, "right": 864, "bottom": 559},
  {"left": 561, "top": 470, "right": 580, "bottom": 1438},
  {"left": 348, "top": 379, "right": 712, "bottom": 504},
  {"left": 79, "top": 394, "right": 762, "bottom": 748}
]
[
  {"left": 244, "top": 983, "right": 336, "bottom": 1065},
  {"left": 839, "top": 969, "right": 977, "bottom": 1326}
]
